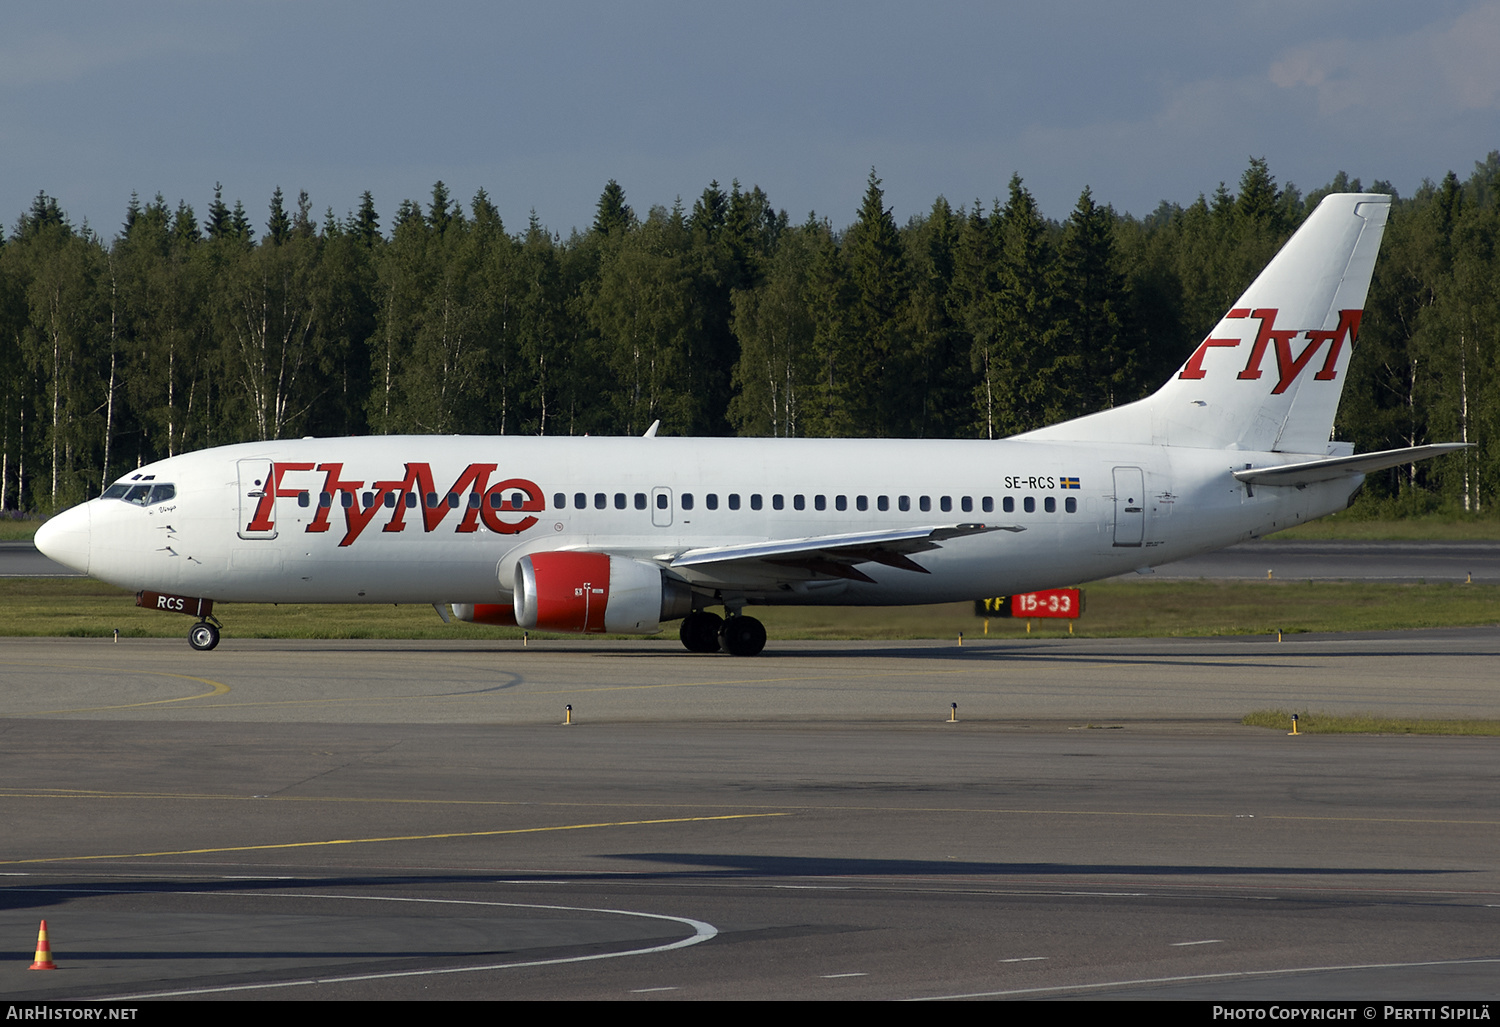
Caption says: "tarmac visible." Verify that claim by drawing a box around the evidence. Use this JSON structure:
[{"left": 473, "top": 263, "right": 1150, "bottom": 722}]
[{"left": 2, "top": 633, "right": 1497, "bottom": 1001}]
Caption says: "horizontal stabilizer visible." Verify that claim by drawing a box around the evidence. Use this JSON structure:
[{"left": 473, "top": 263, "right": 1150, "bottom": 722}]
[{"left": 1232, "top": 444, "right": 1468, "bottom": 487}]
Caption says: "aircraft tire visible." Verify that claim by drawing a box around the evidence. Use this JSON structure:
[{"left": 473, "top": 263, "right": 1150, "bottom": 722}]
[
  {"left": 188, "top": 622, "right": 220, "bottom": 651},
  {"left": 718, "top": 615, "right": 766, "bottom": 657},
  {"left": 679, "top": 611, "right": 723, "bottom": 653}
]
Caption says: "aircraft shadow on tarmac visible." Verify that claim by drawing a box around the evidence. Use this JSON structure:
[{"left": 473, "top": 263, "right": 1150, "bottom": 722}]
[
  {"left": 2, "top": 853, "right": 1461, "bottom": 923},
  {"left": 597, "top": 852, "right": 1463, "bottom": 879}
]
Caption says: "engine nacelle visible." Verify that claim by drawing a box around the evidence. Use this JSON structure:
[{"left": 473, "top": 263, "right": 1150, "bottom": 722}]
[{"left": 513, "top": 552, "right": 691, "bottom": 634}]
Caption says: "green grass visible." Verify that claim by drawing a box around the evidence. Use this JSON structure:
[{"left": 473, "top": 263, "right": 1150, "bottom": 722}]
[
  {"left": 2, "top": 577, "right": 1497, "bottom": 641},
  {"left": 0, "top": 517, "right": 45, "bottom": 541},
  {"left": 1242, "top": 709, "right": 1500, "bottom": 736}
]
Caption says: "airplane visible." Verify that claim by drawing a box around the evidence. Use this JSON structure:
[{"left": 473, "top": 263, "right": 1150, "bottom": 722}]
[{"left": 35, "top": 192, "right": 1464, "bottom": 655}]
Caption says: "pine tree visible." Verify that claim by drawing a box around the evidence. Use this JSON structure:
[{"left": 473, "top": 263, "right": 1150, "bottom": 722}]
[
  {"left": 843, "top": 169, "right": 911, "bottom": 435},
  {"left": 350, "top": 191, "right": 381, "bottom": 247},
  {"left": 1054, "top": 187, "right": 1129, "bottom": 413},
  {"left": 267, "top": 187, "right": 291, "bottom": 245},
  {"left": 205, "top": 183, "right": 230, "bottom": 241},
  {"left": 593, "top": 180, "right": 632, "bottom": 236}
]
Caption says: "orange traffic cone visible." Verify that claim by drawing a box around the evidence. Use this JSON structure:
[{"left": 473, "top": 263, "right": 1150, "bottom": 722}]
[{"left": 30, "top": 919, "right": 56, "bottom": 970}]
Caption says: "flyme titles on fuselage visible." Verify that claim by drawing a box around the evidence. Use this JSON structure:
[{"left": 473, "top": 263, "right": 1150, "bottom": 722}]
[{"left": 243, "top": 459, "right": 543, "bottom": 545}]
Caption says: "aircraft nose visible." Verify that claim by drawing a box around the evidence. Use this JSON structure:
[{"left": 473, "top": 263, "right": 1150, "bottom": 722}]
[{"left": 34, "top": 502, "right": 91, "bottom": 575}]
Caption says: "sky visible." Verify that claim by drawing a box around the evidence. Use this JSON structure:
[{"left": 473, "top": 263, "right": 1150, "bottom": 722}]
[{"left": 3, "top": 1, "right": 1498, "bottom": 240}]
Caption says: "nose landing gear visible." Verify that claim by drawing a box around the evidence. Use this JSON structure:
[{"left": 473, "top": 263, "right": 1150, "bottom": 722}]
[{"left": 188, "top": 618, "right": 222, "bottom": 651}]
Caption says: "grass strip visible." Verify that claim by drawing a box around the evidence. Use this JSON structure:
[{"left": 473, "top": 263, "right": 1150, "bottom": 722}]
[
  {"left": 1242, "top": 709, "right": 1500, "bottom": 736},
  {"left": 1, "top": 577, "right": 1497, "bottom": 641}
]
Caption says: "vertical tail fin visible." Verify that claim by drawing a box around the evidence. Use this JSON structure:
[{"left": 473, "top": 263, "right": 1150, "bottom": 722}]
[{"left": 1020, "top": 193, "right": 1390, "bottom": 453}]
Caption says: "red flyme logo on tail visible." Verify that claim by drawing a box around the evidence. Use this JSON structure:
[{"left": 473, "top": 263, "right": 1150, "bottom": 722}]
[{"left": 1178, "top": 308, "right": 1362, "bottom": 393}]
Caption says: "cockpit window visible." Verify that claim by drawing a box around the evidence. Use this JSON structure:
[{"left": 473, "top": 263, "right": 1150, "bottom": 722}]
[{"left": 104, "top": 482, "right": 175, "bottom": 506}]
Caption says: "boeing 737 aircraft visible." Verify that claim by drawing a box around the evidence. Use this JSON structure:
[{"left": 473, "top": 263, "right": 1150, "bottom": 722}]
[{"left": 36, "top": 193, "right": 1463, "bottom": 655}]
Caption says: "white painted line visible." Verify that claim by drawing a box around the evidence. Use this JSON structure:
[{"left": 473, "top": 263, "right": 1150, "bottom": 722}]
[
  {"left": 96, "top": 893, "right": 718, "bottom": 1000},
  {"left": 630, "top": 987, "right": 679, "bottom": 993},
  {"left": 998, "top": 957, "right": 1048, "bottom": 963},
  {"left": 1170, "top": 939, "right": 1224, "bottom": 946},
  {"left": 821, "top": 972, "right": 869, "bottom": 978}
]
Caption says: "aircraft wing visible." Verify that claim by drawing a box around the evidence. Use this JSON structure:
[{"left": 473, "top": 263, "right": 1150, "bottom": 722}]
[
  {"left": 667, "top": 523, "right": 1016, "bottom": 584},
  {"left": 1233, "top": 444, "right": 1468, "bottom": 487}
]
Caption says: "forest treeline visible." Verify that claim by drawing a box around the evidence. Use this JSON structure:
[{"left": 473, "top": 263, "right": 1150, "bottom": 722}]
[{"left": 1, "top": 154, "right": 1497, "bottom": 514}]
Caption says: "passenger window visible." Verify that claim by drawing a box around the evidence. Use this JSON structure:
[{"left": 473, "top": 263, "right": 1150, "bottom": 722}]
[
  {"left": 363, "top": 491, "right": 376, "bottom": 508},
  {"left": 794, "top": 494, "right": 805, "bottom": 510},
  {"left": 404, "top": 492, "right": 417, "bottom": 509},
  {"left": 595, "top": 493, "right": 607, "bottom": 510},
  {"left": 634, "top": 493, "right": 647, "bottom": 510},
  {"left": 814, "top": 495, "right": 826, "bottom": 511},
  {"left": 707, "top": 494, "right": 718, "bottom": 510},
  {"left": 750, "top": 494, "right": 762, "bottom": 510},
  {"left": 342, "top": 492, "right": 354, "bottom": 508},
  {"left": 1065, "top": 497, "right": 1077, "bottom": 513},
  {"left": 856, "top": 496, "right": 867, "bottom": 511},
  {"left": 982, "top": 497, "right": 993, "bottom": 513},
  {"left": 682, "top": 493, "right": 694, "bottom": 510},
  {"left": 878, "top": 496, "right": 889, "bottom": 512},
  {"left": 656, "top": 493, "right": 668, "bottom": 510},
  {"left": 446, "top": 493, "right": 460, "bottom": 509},
  {"left": 835, "top": 495, "right": 847, "bottom": 511},
  {"left": 614, "top": 493, "right": 626, "bottom": 510},
  {"left": 961, "top": 496, "right": 972, "bottom": 513},
  {"left": 383, "top": 492, "right": 396, "bottom": 509},
  {"left": 1024, "top": 496, "right": 1036, "bottom": 513},
  {"left": 554, "top": 493, "right": 566, "bottom": 508},
  {"left": 574, "top": 492, "right": 586, "bottom": 509},
  {"left": 919, "top": 496, "right": 931, "bottom": 513},
  {"left": 940, "top": 496, "right": 952, "bottom": 513},
  {"left": 729, "top": 494, "right": 741, "bottom": 510},
  {"left": 425, "top": 492, "right": 438, "bottom": 508},
  {"left": 899, "top": 496, "right": 910, "bottom": 512},
  {"left": 1044, "top": 496, "right": 1056, "bottom": 513},
  {"left": 1003, "top": 497, "right": 1014, "bottom": 513},
  {"left": 772, "top": 494, "right": 784, "bottom": 510}
]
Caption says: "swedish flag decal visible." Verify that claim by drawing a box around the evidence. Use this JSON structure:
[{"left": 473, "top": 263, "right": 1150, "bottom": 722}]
[{"left": 1060, "top": 476, "right": 1081, "bottom": 489}]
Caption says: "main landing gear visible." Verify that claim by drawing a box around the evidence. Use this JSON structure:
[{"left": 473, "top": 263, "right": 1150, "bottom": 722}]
[
  {"left": 188, "top": 618, "right": 222, "bottom": 651},
  {"left": 678, "top": 610, "right": 766, "bottom": 656},
  {"left": 679, "top": 610, "right": 723, "bottom": 652}
]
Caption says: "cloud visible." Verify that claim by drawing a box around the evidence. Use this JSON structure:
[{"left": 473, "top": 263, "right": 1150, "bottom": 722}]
[
  {"left": 1268, "top": 1, "right": 1500, "bottom": 120},
  {"left": 0, "top": 22, "right": 223, "bottom": 88}
]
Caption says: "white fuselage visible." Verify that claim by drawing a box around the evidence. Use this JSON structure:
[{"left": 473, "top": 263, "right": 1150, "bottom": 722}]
[{"left": 53, "top": 434, "right": 1358, "bottom": 609}]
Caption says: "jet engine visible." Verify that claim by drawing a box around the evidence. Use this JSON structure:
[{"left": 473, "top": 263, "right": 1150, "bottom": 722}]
[{"left": 513, "top": 552, "right": 691, "bottom": 634}]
